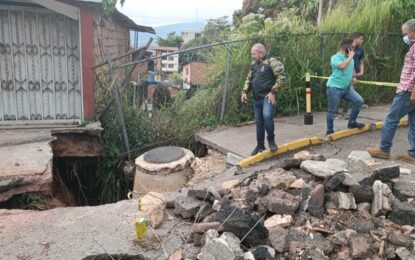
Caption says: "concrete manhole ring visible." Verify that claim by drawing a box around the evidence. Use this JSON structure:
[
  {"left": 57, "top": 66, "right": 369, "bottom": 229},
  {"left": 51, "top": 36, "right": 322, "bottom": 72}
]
[{"left": 143, "top": 146, "right": 185, "bottom": 164}]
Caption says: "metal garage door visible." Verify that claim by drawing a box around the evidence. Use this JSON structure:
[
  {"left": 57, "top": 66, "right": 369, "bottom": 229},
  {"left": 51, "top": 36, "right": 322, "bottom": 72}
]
[{"left": 0, "top": 5, "right": 82, "bottom": 123}]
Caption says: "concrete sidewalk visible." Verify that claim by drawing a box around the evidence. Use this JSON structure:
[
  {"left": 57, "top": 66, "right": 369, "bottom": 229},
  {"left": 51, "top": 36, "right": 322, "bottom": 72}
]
[{"left": 196, "top": 105, "right": 405, "bottom": 157}]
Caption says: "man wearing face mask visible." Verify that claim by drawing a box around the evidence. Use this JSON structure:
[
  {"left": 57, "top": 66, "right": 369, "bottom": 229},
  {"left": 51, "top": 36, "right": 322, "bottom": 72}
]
[
  {"left": 368, "top": 19, "right": 415, "bottom": 163},
  {"left": 241, "top": 43, "right": 286, "bottom": 155},
  {"left": 326, "top": 39, "right": 365, "bottom": 136}
]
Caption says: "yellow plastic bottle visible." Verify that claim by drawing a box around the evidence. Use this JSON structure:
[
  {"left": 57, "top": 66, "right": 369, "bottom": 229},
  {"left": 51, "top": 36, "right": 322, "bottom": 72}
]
[{"left": 135, "top": 211, "right": 148, "bottom": 241}]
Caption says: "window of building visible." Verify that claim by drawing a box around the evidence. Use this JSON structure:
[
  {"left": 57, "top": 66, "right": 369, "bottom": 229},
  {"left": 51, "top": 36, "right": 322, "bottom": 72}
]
[
  {"left": 168, "top": 56, "right": 174, "bottom": 61},
  {"left": 168, "top": 64, "right": 174, "bottom": 68}
]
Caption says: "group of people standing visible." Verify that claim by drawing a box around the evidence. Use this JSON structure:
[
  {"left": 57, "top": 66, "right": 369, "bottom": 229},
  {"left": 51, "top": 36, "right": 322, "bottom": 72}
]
[{"left": 241, "top": 19, "right": 415, "bottom": 163}]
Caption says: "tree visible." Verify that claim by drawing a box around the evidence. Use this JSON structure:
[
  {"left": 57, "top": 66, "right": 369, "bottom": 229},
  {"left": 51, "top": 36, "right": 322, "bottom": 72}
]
[
  {"left": 204, "top": 16, "right": 231, "bottom": 42},
  {"left": 102, "top": 0, "right": 125, "bottom": 15},
  {"left": 157, "top": 32, "right": 183, "bottom": 48}
]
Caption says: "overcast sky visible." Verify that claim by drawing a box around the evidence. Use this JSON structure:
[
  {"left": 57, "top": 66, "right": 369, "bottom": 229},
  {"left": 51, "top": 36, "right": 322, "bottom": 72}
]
[{"left": 117, "top": 0, "right": 243, "bottom": 27}]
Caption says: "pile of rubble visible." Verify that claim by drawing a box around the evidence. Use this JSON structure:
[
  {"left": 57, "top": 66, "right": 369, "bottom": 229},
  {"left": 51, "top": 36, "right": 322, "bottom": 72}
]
[{"left": 141, "top": 150, "right": 415, "bottom": 259}]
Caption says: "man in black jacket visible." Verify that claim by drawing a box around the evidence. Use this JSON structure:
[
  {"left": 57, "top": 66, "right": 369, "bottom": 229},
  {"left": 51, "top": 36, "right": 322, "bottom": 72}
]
[{"left": 241, "top": 43, "right": 286, "bottom": 155}]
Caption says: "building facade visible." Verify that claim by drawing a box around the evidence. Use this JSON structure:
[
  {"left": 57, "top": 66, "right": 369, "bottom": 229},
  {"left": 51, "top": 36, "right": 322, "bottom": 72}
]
[
  {"left": 0, "top": 0, "right": 153, "bottom": 123},
  {"left": 181, "top": 29, "right": 203, "bottom": 44},
  {"left": 182, "top": 61, "right": 212, "bottom": 90},
  {"left": 148, "top": 46, "right": 179, "bottom": 81}
]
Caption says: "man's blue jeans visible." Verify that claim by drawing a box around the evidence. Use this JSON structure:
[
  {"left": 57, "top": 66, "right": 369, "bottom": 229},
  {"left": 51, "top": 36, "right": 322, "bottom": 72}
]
[
  {"left": 326, "top": 86, "right": 364, "bottom": 133},
  {"left": 254, "top": 98, "right": 275, "bottom": 148},
  {"left": 380, "top": 91, "right": 415, "bottom": 156}
]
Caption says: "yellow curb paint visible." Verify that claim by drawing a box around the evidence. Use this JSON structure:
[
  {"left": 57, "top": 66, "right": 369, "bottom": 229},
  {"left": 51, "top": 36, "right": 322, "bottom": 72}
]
[
  {"left": 372, "top": 122, "right": 383, "bottom": 130},
  {"left": 239, "top": 138, "right": 313, "bottom": 168},
  {"left": 400, "top": 119, "right": 408, "bottom": 126},
  {"left": 309, "top": 136, "right": 324, "bottom": 145},
  {"left": 328, "top": 124, "right": 371, "bottom": 141},
  {"left": 238, "top": 120, "right": 409, "bottom": 168}
]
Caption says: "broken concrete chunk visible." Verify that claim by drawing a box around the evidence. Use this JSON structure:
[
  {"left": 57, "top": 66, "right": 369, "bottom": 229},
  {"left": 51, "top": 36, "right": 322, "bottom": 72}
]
[
  {"left": 326, "top": 192, "right": 357, "bottom": 210},
  {"left": 187, "top": 188, "right": 220, "bottom": 203},
  {"left": 348, "top": 150, "right": 372, "bottom": 162},
  {"left": 219, "top": 232, "right": 244, "bottom": 258},
  {"left": 373, "top": 165, "right": 400, "bottom": 181},
  {"left": 256, "top": 169, "right": 296, "bottom": 190},
  {"left": 324, "top": 173, "right": 345, "bottom": 191},
  {"left": 252, "top": 245, "right": 275, "bottom": 260},
  {"left": 308, "top": 184, "right": 325, "bottom": 217},
  {"left": 221, "top": 179, "right": 239, "bottom": 191},
  {"left": 387, "top": 231, "right": 413, "bottom": 250},
  {"left": 371, "top": 181, "right": 392, "bottom": 217},
  {"left": 282, "top": 158, "right": 304, "bottom": 170},
  {"left": 332, "top": 229, "right": 358, "bottom": 245},
  {"left": 400, "top": 168, "right": 412, "bottom": 175},
  {"left": 212, "top": 200, "right": 221, "bottom": 211},
  {"left": 226, "top": 153, "right": 245, "bottom": 168},
  {"left": 392, "top": 180, "right": 415, "bottom": 200},
  {"left": 169, "top": 250, "right": 182, "bottom": 260},
  {"left": 174, "top": 196, "right": 203, "bottom": 219},
  {"left": 300, "top": 160, "right": 345, "bottom": 178},
  {"left": 342, "top": 172, "right": 359, "bottom": 186},
  {"left": 348, "top": 234, "right": 372, "bottom": 259},
  {"left": 205, "top": 229, "right": 219, "bottom": 245},
  {"left": 289, "top": 178, "right": 304, "bottom": 189},
  {"left": 349, "top": 185, "right": 374, "bottom": 203},
  {"left": 259, "top": 190, "right": 299, "bottom": 215},
  {"left": 140, "top": 192, "right": 166, "bottom": 228},
  {"left": 294, "top": 150, "right": 325, "bottom": 161},
  {"left": 264, "top": 214, "right": 292, "bottom": 229},
  {"left": 388, "top": 199, "right": 415, "bottom": 226},
  {"left": 268, "top": 226, "right": 288, "bottom": 253},
  {"left": 357, "top": 202, "right": 371, "bottom": 214},
  {"left": 199, "top": 236, "right": 238, "bottom": 260},
  {"left": 326, "top": 158, "right": 348, "bottom": 169},
  {"left": 395, "top": 247, "right": 415, "bottom": 260},
  {"left": 213, "top": 205, "right": 268, "bottom": 247}
]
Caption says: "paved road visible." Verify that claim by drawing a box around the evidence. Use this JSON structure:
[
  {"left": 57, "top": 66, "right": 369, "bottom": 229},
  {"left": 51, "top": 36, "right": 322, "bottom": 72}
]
[{"left": 196, "top": 105, "right": 408, "bottom": 157}]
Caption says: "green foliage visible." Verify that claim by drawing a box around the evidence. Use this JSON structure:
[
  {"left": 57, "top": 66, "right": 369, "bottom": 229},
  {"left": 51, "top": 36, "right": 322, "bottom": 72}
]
[
  {"left": 204, "top": 16, "right": 231, "bottom": 42},
  {"left": 170, "top": 72, "right": 183, "bottom": 87},
  {"left": 10, "top": 193, "right": 46, "bottom": 210},
  {"left": 157, "top": 32, "right": 183, "bottom": 48},
  {"left": 101, "top": 0, "right": 125, "bottom": 15},
  {"left": 260, "top": 0, "right": 280, "bottom": 8}
]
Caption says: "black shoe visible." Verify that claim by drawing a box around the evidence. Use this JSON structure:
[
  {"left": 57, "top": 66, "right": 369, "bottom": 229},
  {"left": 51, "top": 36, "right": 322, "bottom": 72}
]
[
  {"left": 326, "top": 130, "right": 334, "bottom": 136},
  {"left": 251, "top": 145, "right": 265, "bottom": 156},
  {"left": 348, "top": 122, "right": 365, "bottom": 129},
  {"left": 269, "top": 141, "right": 278, "bottom": 152}
]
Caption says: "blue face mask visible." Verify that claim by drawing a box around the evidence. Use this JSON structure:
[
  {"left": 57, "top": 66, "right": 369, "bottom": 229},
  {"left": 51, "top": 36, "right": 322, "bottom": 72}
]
[{"left": 403, "top": 35, "right": 412, "bottom": 45}]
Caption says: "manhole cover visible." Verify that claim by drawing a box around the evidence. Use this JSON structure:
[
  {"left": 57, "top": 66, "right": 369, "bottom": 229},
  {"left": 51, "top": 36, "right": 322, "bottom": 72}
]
[{"left": 143, "top": 146, "right": 185, "bottom": 164}]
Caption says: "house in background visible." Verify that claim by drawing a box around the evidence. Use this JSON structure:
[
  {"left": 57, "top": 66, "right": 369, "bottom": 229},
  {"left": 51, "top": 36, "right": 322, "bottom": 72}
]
[
  {"left": 181, "top": 29, "right": 203, "bottom": 44},
  {"left": 182, "top": 61, "right": 212, "bottom": 90},
  {"left": 148, "top": 46, "right": 179, "bottom": 81},
  {"left": 0, "top": 0, "right": 154, "bottom": 124}
]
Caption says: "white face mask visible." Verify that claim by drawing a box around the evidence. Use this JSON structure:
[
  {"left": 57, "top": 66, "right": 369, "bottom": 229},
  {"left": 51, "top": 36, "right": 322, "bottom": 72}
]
[{"left": 403, "top": 35, "right": 412, "bottom": 45}]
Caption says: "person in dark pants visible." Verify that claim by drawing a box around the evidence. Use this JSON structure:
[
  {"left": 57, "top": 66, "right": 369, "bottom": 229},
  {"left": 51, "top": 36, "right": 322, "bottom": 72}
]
[
  {"left": 342, "top": 32, "right": 366, "bottom": 119},
  {"left": 368, "top": 19, "right": 415, "bottom": 163},
  {"left": 241, "top": 43, "right": 286, "bottom": 156},
  {"left": 326, "top": 39, "right": 366, "bottom": 135}
]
